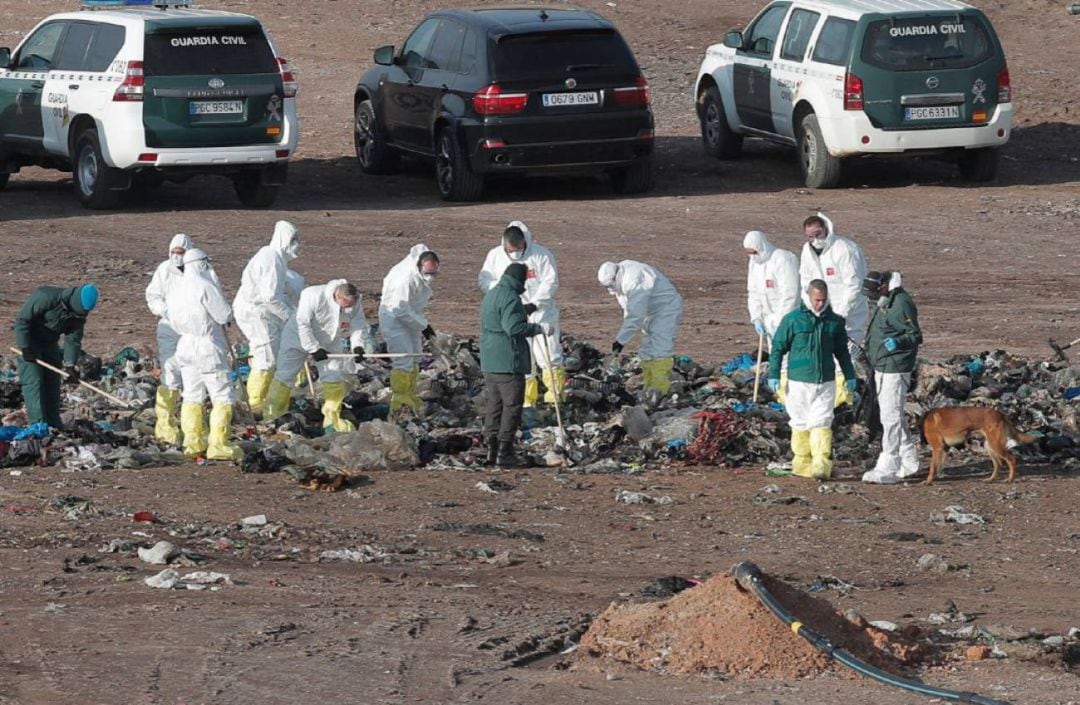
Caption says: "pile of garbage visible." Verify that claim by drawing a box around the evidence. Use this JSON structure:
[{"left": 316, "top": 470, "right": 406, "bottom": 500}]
[{"left": 1, "top": 336, "right": 1078, "bottom": 483}]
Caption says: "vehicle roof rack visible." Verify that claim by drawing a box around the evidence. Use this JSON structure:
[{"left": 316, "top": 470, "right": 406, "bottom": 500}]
[{"left": 80, "top": 0, "right": 196, "bottom": 9}]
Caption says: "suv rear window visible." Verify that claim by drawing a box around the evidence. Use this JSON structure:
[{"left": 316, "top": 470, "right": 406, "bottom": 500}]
[
  {"left": 144, "top": 27, "right": 277, "bottom": 76},
  {"left": 493, "top": 30, "right": 637, "bottom": 79},
  {"left": 811, "top": 17, "right": 855, "bottom": 65},
  {"left": 861, "top": 15, "right": 993, "bottom": 71}
]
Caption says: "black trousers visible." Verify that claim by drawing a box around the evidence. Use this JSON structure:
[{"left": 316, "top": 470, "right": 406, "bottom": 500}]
[{"left": 483, "top": 373, "right": 525, "bottom": 445}]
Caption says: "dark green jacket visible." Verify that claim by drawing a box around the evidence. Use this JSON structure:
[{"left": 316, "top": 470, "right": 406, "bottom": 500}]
[
  {"left": 769, "top": 303, "right": 856, "bottom": 384},
  {"left": 865, "top": 287, "right": 921, "bottom": 373},
  {"left": 13, "top": 286, "right": 88, "bottom": 365},
  {"left": 480, "top": 272, "right": 541, "bottom": 375}
]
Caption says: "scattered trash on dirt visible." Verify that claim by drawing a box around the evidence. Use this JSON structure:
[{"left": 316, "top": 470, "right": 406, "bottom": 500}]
[
  {"left": 144, "top": 568, "right": 232, "bottom": 590},
  {"left": 1, "top": 342, "right": 1077, "bottom": 479}
]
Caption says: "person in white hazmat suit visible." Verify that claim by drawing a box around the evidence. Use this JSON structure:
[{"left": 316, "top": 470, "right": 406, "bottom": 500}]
[
  {"left": 166, "top": 249, "right": 243, "bottom": 461},
  {"left": 145, "top": 233, "right": 192, "bottom": 445},
  {"left": 233, "top": 220, "right": 301, "bottom": 415},
  {"left": 596, "top": 260, "right": 684, "bottom": 395},
  {"left": 262, "top": 280, "right": 373, "bottom": 433},
  {"left": 799, "top": 212, "right": 868, "bottom": 406},
  {"left": 477, "top": 222, "right": 563, "bottom": 407},
  {"left": 380, "top": 245, "right": 440, "bottom": 414},
  {"left": 744, "top": 230, "right": 800, "bottom": 343}
]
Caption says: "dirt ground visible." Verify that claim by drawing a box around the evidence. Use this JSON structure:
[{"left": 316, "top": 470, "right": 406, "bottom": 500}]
[{"left": 1, "top": 0, "right": 1078, "bottom": 703}]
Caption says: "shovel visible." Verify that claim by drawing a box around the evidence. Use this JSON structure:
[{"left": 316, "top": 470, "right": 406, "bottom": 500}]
[
  {"left": 9, "top": 347, "right": 133, "bottom": 408},
  {"left": 537, "top": 335, "right": 569, "bottom": 453},
  {"left": 752, "top": 332, "right": 765, "bottom": 403},
  {"left": 1049, "top": 335, "right": 1080, "bottom": 361}
]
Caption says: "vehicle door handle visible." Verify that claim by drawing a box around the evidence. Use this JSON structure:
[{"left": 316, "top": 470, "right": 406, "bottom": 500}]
[
  {"left": 68, "top": 84, "right": 79, "bottom": 90},
  {"left": 30, "top": 81, "right": 44, "bottom": 89}
]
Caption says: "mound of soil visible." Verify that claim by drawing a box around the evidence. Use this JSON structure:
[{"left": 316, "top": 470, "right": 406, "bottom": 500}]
[{"left": 578, "top": 573, "right": 928, "bottom": 679}]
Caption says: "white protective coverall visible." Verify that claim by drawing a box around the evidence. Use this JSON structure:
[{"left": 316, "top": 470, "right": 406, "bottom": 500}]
[
  {"left": 233, "top": 220, "right": 300, "bottom": 412},
  {"left": 263, "top": 280, "right": 373, "bottom": 432},
  {"left": 166, "top": 249, "right": 242, "bottom": 461},
  {"left": 145, "top": 232, "right": 192, "bottom": 444},
  {"left": 597, "top": 260, "right": 684, "bottom": 394},
  {"left": 380, "top": 244, "right": 435, "bottom": 412},
  {"left": 744, "top": 230, "right": 800, "bottom": 341},
  {"left": 477, "top": 221, "right": 563, "bottom": 405},
  {"left": 799, "top": 213, "right": 868, "bottom": 405}
]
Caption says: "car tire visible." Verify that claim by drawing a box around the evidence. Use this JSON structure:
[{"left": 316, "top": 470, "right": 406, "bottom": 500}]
[
  {"left": 435, "top": 127, "right": 484, "bottom": 201},
  {"left": 354, "top": 99, "right": 399, "bottom": 174},
  {"left": 610, "top": 158, "right": 655, "bottom": 194},
  {"left": 233, "top": 171, "right": 280, "bottom": 208},
  {"left": 73, "top": 128, "right": 121, "bottom": 209},
  {"left": 798, "top": 113, "right": 841, "bottom": 189},
  {"left": 699, "top": 85, "right": 742, "bottom": 159},
  {"left": 958, "top": 147, "right": 998, "bottom": 182}
]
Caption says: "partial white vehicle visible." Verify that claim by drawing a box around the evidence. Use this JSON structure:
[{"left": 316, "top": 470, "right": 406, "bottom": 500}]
[
  {"left": 695, "top": 0, "right": 1013, "bottom": 188},
  {"left": 0, "top": 0, "right": 298, "bottom": 208}
]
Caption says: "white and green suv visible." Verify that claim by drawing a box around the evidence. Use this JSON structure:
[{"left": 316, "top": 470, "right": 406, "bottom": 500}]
[
  {"left": 0, "top": 0, "right": 298, "bottom": 208},
  {"left": 695, "top": 0, "right": 1012, "bottom": 188}
]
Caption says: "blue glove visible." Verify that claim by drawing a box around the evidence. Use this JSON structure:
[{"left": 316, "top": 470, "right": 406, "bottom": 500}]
[
  {"left": 846, "top": 378, "right": 857, "bottom": 393},
  {"left": 883, "top": 337, "right": 898, "bottom": 352},
  {"left": 767, "top": 378, "right": 780, "bottom": 393},
  {"left": 753, "top": 320, "right": 766, "bottom": 336}
]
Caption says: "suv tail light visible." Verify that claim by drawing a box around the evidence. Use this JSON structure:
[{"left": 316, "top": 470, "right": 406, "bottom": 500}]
[
  {"left": 277, "top": 57, "right": 298, "bottom": 98},
  {"left": 997, "top": 66, "right": 1011, "bottom": 103},
  {"left": 843, "top": 72, "right": 863, "bottom": 111},
  {"left": 473, "top": 84, "right": 527, "bottom": 115},
  {"left": 112, "top": 60, "right": 144, "bottom": 102},
  {"left": 614, "top": 75, "right": 650, "bottom": 107}
]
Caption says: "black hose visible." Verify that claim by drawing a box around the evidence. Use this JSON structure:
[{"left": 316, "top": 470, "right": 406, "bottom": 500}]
[{"left": 731, "top": 562, "right": 1010, "bottom": 705}]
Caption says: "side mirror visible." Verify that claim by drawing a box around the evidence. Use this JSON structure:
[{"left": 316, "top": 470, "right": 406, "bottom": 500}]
[
  {"left": 374, "top": 45, "right": 395, "bottom": 66},
  {"left": 0, "top": 48, "right": 11, "bottom": 70},
  {"left": 723, "top": 31, "right": 744, "bottom": 50}
]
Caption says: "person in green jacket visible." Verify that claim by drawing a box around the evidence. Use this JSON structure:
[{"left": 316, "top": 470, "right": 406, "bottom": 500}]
[
  {"left": 768, "top": 279, "right": 856, "bottom": 479},
  {"left": 860, "top": 271, "right": 923, "bottom": 484},
  {"left": 14, "top": 284, "right": 99, "bottom": 428},
  {"left": 479, "top": 263, "right": 553, "bottom": 467}
]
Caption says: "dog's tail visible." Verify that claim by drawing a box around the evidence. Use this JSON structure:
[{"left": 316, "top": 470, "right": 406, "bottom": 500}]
[{"left": 1004, "top": 418, "right": 1038, "bottom": 447}]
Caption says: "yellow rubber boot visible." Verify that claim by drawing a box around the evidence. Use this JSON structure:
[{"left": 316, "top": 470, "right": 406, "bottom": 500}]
[
  {"left": 643, "top": 357, "right": 674, "bottom": 394},
  {"left": 295, "top": 368, "right": 308, "bottom": 389},
  {"left": 246, "top": 369, "right": 274, "bottom": 414},
  {"left": 834, "top": 372, "right": 852, "bottom": 407},
  {"left": 180, "top": 402, "right": 208, "bottom": 457},
  {"left": 523, "top": 376, "right": 540, "bottom": 408},
  {"left": 542, "top": 367, "right": 566, "bottom": 404},
  {"left": 207, "top": 403, "right": 243, "bottom": 461},
  {"left": 261, "top": 378, "right": 293, "bottom": 422},
  {"left": 322, "top": 381, "right": 355, "bottom": 434},
  {"left": 809, "top": 427, "right": 834, "bottom": 479},
  {"left": 389, "top": 369, "right": 421, "bottom": 413},
  {"left": 791, "top": 429, "right": 813, "bottom": 477},
  {"left": 154, "top": 386, "right": 183, "bottom": 445}
]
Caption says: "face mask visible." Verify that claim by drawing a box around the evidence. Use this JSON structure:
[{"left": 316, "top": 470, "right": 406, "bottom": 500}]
[
  {"left": 421, "top": 273, "right": 436, "bottom": 283},
  {"left": 506, "top": 250, "right": 524, "bottom": 261},
  {"left": 287, "top": 240, "right": 301, "bottom": 258},
  {"left": 812, "top": 237, "right": 828, "bottom": 250},
  {"left": 170, "top": 253, "right": 184, "bottom": 267},
  {"left": 606, "top": 287, "right": 617, "bottom": 296},
  {"left": 750, "top": 252, "right": 767, "bottom": 264}
]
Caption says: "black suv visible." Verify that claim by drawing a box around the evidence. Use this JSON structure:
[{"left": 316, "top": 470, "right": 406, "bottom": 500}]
[{"left": 353, "top": 6, "right": 655, "bottom": 200}]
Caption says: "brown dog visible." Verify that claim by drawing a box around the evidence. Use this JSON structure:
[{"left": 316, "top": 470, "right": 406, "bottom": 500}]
[{"left": 922, "top": 407, "right": 1037, "bottom": 484}]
